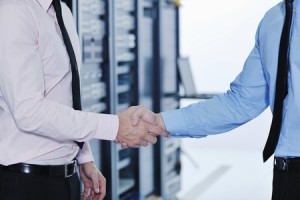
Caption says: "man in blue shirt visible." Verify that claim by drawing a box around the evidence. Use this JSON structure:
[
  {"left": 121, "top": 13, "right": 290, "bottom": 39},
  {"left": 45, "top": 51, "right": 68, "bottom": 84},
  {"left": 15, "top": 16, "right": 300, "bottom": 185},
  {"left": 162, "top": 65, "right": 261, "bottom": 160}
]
[{"left": 127, "top": 0, "right": 300, "bottom": 199}]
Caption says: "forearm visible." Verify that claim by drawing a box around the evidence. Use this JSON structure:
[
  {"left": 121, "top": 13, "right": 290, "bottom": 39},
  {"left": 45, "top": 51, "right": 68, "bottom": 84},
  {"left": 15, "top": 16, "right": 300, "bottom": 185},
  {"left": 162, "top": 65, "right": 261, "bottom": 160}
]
[
  {"left": 11, "top": 96, "right": 118, "bottom": 142},
  {"left": 161, "top": 91, "right": 268, "bottom": 137}
]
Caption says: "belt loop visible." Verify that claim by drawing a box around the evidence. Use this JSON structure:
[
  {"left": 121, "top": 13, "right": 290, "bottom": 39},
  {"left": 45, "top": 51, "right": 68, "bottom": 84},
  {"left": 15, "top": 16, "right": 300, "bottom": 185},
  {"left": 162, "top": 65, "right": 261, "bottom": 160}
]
[{"left": 282, "top": 158, "right": 288, "bottom": 171}]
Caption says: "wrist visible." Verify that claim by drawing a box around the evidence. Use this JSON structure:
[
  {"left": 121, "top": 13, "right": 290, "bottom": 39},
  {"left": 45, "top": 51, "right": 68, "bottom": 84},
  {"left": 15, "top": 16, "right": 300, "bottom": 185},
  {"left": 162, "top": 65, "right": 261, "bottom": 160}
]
[{"left": 79, "top": 161, "right": 93, "bottom": 166}]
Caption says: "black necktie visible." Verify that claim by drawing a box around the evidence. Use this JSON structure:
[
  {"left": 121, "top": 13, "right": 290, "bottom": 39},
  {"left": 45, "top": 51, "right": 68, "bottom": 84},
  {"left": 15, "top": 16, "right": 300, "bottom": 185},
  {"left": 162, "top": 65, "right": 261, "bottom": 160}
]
[
  {"left": 263, "top": 0, "right": 293, "bottom": 162},
  {"left": 52, "top": 0, "right": 84, "bottom": 149}
]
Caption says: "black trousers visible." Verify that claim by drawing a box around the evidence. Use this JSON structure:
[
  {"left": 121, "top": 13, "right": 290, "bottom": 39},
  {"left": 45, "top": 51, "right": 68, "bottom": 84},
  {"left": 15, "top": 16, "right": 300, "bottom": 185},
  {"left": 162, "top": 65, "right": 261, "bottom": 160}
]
[
  {"left": 0, "top": 168, "right": 81, "bottom": 200},
  {"left": 272, "top": 167, "right": 300, "bottom": 200}
]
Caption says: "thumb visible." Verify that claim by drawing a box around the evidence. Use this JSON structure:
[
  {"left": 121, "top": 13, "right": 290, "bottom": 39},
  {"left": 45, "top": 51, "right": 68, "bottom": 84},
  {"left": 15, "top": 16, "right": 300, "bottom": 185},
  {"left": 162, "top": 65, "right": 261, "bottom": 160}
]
[
  {"left": 147, "top": 123, "right": 169, "bottom": 138},
  {"left": 131, "top": 106, "right": 156, "bottom": 126}
]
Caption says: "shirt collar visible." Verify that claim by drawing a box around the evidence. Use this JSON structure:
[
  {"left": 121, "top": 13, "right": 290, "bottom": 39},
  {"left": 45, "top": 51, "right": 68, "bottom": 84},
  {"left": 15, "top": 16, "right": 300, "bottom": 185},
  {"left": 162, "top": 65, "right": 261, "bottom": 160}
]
[{"left": 36, "top": 0, "right": 53, "bottom": 12}]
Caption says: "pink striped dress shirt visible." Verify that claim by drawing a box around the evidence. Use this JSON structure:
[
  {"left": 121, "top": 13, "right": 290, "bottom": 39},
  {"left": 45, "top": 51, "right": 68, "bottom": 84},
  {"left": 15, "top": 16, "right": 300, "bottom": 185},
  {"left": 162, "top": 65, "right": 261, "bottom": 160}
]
[{"left": 0, "top": 0, "right": 118, "bottom": 165}]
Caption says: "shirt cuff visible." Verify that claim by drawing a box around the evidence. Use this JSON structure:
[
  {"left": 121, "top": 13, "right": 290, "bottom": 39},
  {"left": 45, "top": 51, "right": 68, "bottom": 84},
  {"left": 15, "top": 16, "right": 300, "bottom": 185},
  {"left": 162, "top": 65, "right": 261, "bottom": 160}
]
[
  {"left": 76, "top": 142, "right": 94, "bottom": 164},
  {"left": 161, "top": 109, "right": 205, "bottom": 138},
  {"left": 93, "top": 113, "right": 119, "bottom": 141},
  {"left": 161, "top": 109, "right": 189, "bottom": 137}
]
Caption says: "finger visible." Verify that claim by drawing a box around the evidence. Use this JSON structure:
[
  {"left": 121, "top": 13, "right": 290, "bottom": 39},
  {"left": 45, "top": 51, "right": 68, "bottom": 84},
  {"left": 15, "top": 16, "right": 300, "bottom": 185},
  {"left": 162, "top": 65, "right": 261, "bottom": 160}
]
[
  {"left": 141, "top": 140, "right": 149, "bottom": 147},
  {"left": 147, "top": 124, "right": 169, "bottom": 138},
  {"left": 81, "top": 192, "right": 89, "bottom": 200},
  {"left": 90, "top": 175, "right": 100, "bottom": 194},
  {"left": 121, "top": 142, "right": 129, "bottom": 148},
  {"left": 81, "top": 196, "right": 89, "bottom": 200},
  {"left": 91, "top": 190, "right": 102, "bottom": 200},
  {"left": 131, "top": 106, "right": 156, "bottom": 126},
  {"left": 98, "top": 173, "right": 106, "bottom": 200},
  {"left": 132, "top": 139, "right": 148, "bottom": 147},
  {"left": 130, "top": 106, "right": 144, "bottom": 126},
  {"left": 149, "top": 132, "right": 158, "bottom": 137},
  {"left": 144, "top": 134, "right": 157, "bottom": 144},
  {"left": 81, "top": 184, "right": 91, "bottom": 199},
  {"left": 81, "top": 193, "right": 88, "bottom": 200},
  {"left": 124, "top": 141, "right": 143, "bottom": 148},
  {"left": 113, "top": 138, "right": 121, "bottom": 143},
  {"left": 89, "top": 190, "right": 95, "bottom": 200},
  {"left": 114, "top": 138, "right": 118, "bottom": 143},
  {"left": 92, "top": 191, "right": 103, "bottom": 200}
]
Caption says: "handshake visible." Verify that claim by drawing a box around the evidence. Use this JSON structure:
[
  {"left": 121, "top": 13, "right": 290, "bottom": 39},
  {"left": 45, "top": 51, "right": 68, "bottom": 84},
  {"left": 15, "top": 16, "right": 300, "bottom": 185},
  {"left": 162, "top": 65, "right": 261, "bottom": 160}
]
[{"left": 115, "top": 106, "right": 169, "bottom": 148}]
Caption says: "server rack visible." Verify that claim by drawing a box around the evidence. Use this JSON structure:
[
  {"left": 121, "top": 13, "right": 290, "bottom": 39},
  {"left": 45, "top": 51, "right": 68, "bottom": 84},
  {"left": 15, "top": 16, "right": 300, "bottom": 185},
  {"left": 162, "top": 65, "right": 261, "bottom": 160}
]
[
  {"left": 77, "top": 0, "right": 109, "bottom": 169},
  {"left": 63, "top": 0, "right": 108, "bottom": 169},
  {"left": 102, "top": 1, "right": 141, "bottom": 199},
  {"left": 136, "top": 0, "right": 157, "bottom": 199},
  {"left": 153, "top": 1, "right": 181, "bottom": 200},
  {"left": 64, "top": 0, "right": 181, "bottom": 199}
]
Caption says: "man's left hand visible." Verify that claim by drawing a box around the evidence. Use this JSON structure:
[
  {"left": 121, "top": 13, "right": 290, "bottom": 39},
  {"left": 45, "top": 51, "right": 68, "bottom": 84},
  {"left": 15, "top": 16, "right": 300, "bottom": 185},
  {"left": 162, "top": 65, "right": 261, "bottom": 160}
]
[{"left": 79, "top": 162, "right": 106, "bottom": 200}]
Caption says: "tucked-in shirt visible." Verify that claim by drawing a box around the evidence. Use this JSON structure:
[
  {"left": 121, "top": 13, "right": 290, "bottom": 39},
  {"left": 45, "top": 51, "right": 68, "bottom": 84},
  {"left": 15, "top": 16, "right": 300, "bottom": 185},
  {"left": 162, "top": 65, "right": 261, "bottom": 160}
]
[
  {"left": 162, "top": 0, "right": 300, "bottom": 158},
  {"left": 0, "top": 0, "right": 118, "bottom": 165}
]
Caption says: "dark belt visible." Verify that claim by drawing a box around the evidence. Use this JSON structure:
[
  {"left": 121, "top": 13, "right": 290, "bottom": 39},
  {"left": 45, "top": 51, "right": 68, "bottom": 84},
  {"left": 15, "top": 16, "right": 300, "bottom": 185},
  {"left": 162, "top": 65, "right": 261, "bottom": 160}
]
[
  {"left": 0, "top": 160, "right": 77, "bottom": 178},
  {"left": 274, "top": 157, "right": 300, "bottom": 171}
]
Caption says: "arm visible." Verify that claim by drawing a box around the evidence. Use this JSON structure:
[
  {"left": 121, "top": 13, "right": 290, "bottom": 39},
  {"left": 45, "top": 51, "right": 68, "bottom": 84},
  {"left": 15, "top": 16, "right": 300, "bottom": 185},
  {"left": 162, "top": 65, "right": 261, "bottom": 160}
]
[
  {"left": 0, "top": 5, "right": 118, "bottom": 142},
  {"left": 131, "top": 28, "right": 269, "bottom": 137},
  {"left": 0, "top": 5, "right": 168, "bottom": 147}
]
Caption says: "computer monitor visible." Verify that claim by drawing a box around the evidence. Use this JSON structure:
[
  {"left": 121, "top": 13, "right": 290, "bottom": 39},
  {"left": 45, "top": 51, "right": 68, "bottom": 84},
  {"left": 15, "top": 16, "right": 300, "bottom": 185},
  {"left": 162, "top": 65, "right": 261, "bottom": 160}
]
[
  {"left": 177, "top": 57, "right": 197, "bottom": 97},
  {"left": 177, "top": 57, "right": 216, "bottom": 99}
]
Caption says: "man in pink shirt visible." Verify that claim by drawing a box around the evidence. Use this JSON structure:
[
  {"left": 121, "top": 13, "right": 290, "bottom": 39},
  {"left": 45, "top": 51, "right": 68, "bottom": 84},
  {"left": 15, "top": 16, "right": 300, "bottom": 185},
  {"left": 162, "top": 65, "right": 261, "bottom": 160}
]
[{"left": 0, "top": 0, "right": 167, "bottom": 200}]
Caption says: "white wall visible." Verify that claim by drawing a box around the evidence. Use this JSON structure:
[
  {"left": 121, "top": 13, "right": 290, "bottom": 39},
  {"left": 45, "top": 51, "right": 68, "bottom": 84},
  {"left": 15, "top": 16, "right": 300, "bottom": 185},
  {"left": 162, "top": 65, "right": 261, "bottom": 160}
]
[{"left": 180, "top": 0, "right": 281, "bottom": 93}]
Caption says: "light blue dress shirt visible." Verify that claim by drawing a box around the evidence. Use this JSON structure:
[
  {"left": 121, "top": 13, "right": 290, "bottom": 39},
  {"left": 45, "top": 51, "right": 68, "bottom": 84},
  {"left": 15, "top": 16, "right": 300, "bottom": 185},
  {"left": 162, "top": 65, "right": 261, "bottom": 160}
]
[{"left": 162, "top": 0, "right": 300, "bottom": 158}]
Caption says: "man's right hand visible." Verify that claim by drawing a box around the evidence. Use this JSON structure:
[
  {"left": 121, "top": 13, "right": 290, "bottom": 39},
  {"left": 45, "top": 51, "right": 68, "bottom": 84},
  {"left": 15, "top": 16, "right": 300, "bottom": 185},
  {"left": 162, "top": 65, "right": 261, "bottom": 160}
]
[
  {"left": 131, "top": 106, "right": 166, "bottom": 130},
  {"left": 116, "top": 106, "right": 169, "bottom": 148}
]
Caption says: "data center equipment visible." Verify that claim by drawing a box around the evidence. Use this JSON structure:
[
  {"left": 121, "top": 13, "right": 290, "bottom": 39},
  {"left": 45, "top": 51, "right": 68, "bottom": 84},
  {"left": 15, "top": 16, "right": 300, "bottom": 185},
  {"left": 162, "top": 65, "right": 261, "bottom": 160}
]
[
  {"left": 153, "top": 1, "right": 181, "bottom": 200},
  {"left": 62, "top": 0, "right": 108, "bottom": 169},
  {"left": 136, "top": 0, "right": 157, "bottom": 199},
  {"left": 177, "top": 57, "right": 217, "bottom": 99},
  {"left": 64, "top": 0, "right": 181, "bottom": 199},
  {"left": 101, "top": 1, "right": 141, "bottom": 199}
]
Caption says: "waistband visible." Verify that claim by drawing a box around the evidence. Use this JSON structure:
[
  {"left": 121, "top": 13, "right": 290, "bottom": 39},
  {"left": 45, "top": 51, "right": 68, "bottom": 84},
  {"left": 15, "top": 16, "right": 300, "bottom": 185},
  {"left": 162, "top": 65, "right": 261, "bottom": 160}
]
[{"left": 0, "top": 160, "right": 77, "bottom": 178}]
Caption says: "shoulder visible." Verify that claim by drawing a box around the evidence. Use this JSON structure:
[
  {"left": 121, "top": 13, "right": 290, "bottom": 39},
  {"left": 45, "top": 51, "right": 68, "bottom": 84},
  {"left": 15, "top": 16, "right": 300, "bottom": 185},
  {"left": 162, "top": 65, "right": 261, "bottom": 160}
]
[
  {"left": 254, "top": 2, "right": 285, "bottom": 43},
  {"left": 0, "top": 0, "right": 39, "bottom": 40},
  {"left": 260, "top": 2, "right": 284, "bottom": 30},
  {"left": 0, "top": 0, "right": 37, "bottom": 22},
  {"left": 0, "top": 0, "right": 34, "bottom": 12}
]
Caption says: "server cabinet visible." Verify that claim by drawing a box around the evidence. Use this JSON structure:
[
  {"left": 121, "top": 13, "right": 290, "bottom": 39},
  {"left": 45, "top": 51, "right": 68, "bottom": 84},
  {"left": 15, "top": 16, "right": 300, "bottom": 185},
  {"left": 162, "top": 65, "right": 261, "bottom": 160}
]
[
  {"left": 77, "top": 0, "right": 108, "bottom": 170},
  {"left": 72, "top": 0, "right": 156, "bottom": 199},
  {"left": 64, "top": 0, "right": 181, "bottom": 199},
  {"left": 102, "top": 0, "right": 141, "bottom": 199},
  {"left": 63, "top": 0, "right": 107, "bottom": 170},
  {"left": 136, "top": 0, "right": 157, "bottom": 199},
  {"left": 153, "top": 1, "right": 181, "bottom": 200}
]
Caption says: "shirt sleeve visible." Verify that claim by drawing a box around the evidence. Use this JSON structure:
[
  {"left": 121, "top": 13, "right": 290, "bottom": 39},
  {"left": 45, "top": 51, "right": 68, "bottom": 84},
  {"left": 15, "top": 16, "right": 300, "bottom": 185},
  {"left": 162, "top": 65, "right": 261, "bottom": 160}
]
[
  {"left": 162, "top": 23, "right": 269, "bottom": 138},
  {"left": 76, "top": 142, "right": 94, "bottom": 164},
  {"left": 0, "top": 4, "right": 118, "bottom": 142}
]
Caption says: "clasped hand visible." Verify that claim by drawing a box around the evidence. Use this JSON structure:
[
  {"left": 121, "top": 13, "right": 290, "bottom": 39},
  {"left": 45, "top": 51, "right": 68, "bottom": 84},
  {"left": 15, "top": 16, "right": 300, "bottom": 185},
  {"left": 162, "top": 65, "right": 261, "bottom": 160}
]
[{"left": 115, "top": 106, "right": 168, "bottom": 148}]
